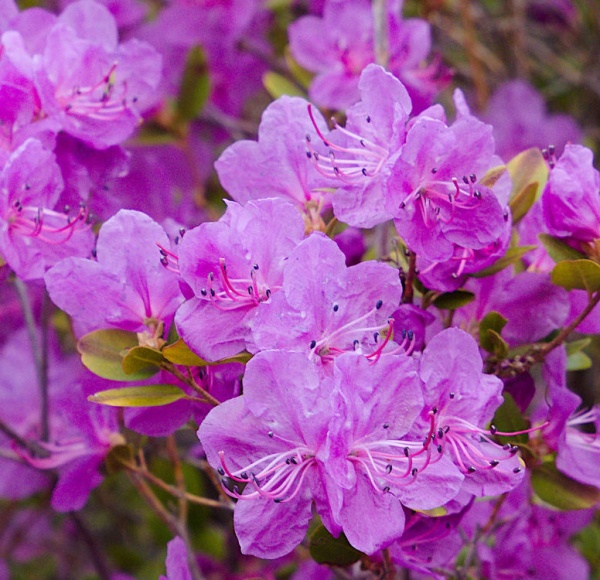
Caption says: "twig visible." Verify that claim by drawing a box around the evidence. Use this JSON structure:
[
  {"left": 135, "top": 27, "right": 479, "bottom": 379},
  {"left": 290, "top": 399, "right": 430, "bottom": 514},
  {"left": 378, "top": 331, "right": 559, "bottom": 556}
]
[
  {"left": 162, "top": 363, "right": 221, "bottom": 407},
  {"left": 13, "top": 278, "right": 50, "bottom": 440},
  {"left": 458, "top": 0, "right": 489, "bottom": 109},
  {"left": 495, "top": 290, "right": 600, "bottom": 378},
  {"left": 70, "top": 512, "right": 112, "bottom": 580},
  {"left": 402, "top": 251, "right": 417, "bottom": 305},
  {"left": 0, "top": 418, "right": 50, "bottom": 458}
]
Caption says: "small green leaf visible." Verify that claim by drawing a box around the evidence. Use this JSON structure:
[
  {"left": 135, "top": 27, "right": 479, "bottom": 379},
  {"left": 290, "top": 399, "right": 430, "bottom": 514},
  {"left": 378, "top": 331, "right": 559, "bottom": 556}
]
[
  {"left": 104, "top": 444, "right": 134, "bottom": 475},
  {"left": 176, "top": 45, "right": 210, "bottom": 122},
  {"left": 492, "top": 392, "right": 530, "bottom": 445},
  {"left": 479, "top": 311, "right": 508, "bottom": 355},
  {"left": 509, "top": 182, "right": 539, "bottom": 224},
  {"left": 551, "top": 259, "right": 600, "bottom": 292},
  {"left": 531, "top": 461, "right": 600, "bottom": 510},
  {"left": 538, "top": 233, "right": 586, "bottom": 263},
  {"left": 432, "top": 290, "right": 475, "bottom": 310},
  {"left": 471, "top": 246, "right": 537, "bottom": 278},
  {"left": 478, "top": 164, "right": 506, "bottom": 189},
  {"left": 263, "top": 71, "right": 305, "bottom": 99},
  {"left": 283, "top": 47, "right": 313, "bottom": 89},
  {"left": 78, "top": 330, "right": 145, "bottom": 381},
  {"left": 567, "top": 351, "right": 592, "bottom": 371},
  {"left": 162, "top": 339, "right": 208, "bottom": 366},
  {"left": 88, "top": 385, "right": 188, "bottom": 407},
  {"left": 566, "top": 337, "right": 592, "bottom": 355},
  {"left": 308, "top": 523, "right": 362, "bottom": 566},
  {"left": 486, "top": 329, "right": 509, "bottom": 358},
  {"left": 121, "top": 346, "right": 165, "bottom": 377},
  {"left": 162, "top": 339, "right": 252, "bottom": 367},
  {"left": 507, "top": 147, "right": 549, "bottom": 223}
]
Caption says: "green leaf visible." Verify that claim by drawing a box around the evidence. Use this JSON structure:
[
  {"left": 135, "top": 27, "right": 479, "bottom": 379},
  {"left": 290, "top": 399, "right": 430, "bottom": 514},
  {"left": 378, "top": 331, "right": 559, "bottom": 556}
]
[
  {"left": 432, "top": 290, "right": 475, "bottom": 310},
  {"left": 162, "top": 339, "right": 208, "bottom": 366},
  {"left": 308, "top": 523, "right": 362, "bottom": 566},
  {"left": 176, "top": 46, "right": 210, "bottom": 122},
  {"left": 492, "top": 392, "right": 530, "bottom": 445},
  {"left": 566, "top": 337, "right": 592, "bottom": 355},
  {"left": 478, "top": 164, "right": 506, "bottom": 189},
  {"left": 78, "top": 329, "right": 147, "bottom": 381},
  {"left": 88, "top": 385, "right": 188, "bottom": 407},
  {"left": 507, "top": 147, "right": 549, "bottom": 223},
  {"left": 531, "top": 461, "right": 600, "bottom": 510},
  {"left": 121, "top": 346, "right": 165, "bottom": 377},
  {"left": 471, "top": 246, "right": 537, "bottom": 278},
  {"left": 162, "top": 339, "right": 252, "bottom": 367},
  {"left": 567, "top": 351, "right": 592, "bottom": 371},
  {"left": 551, "top": 259, "right": 600, "bottom": 292},
  {"left": 538, "top": 233, "right": 586, "bottom": 263},
  {"left": 284, "top": 46, "right": 313, "bottom": 89},
  {"left": 263, "top": 71, "right": 305, "bottom": 99},
  {"left": 479, "top": 311, "right": 508, "bottom": 355}
]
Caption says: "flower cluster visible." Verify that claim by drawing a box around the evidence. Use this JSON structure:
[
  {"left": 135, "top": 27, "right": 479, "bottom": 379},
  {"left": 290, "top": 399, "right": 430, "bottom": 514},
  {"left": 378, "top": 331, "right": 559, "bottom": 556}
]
[{"left": 1, "top": 0, "right": 599, "bottom": 578}]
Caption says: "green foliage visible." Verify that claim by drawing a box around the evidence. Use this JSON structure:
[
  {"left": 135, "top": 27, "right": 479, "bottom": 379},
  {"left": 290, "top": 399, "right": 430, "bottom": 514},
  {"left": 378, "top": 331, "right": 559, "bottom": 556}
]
[
  {"left": 538, "top": 233, "right": 586, "bottom": 262},
  {"left": 308, "top": 523, "right": 362, "bottom": 566},
  {"left": 507, "top": 148, "right": 549, "bottom": 223},
  {"left": 88, "top": 385, "right": 188, "bottom": 407},
  {"left": 176, "top": 46, "right": 210, "bottom": 122},
  {"left": 263, "top": 71, "right": 306, "bottom": 99},
  {"left": 471, "top": 245, "right": 537, "bottom": 278},
  {"left": 551, "top": 259, "right": 600, "bottom": 292},
  {"left": 479, "top": 311, "right": 509, "bottom": 358},
  {"left": 492, "top": 392, "right": 530, "bottom": 445},
  {"left": 531, "top": 461, "right": 600, "bottom": 510},
  {"left": 432, "top": 290, "right": 475, "bottom": 310}
]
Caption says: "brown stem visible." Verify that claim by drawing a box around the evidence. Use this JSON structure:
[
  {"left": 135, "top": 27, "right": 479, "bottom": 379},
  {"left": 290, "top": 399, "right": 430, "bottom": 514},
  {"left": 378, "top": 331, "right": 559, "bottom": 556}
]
[
  {"left": 70, "top": 513, "right": 112, "bottom": 580},
  {"left": 381, "top": 547, "right": 396, "bottom": 580},
  {"left": 458, "top": 0, "right": 489, "bottom": 109},
  {"left": 163, "top": 363, "right": 221, "bottom": 407},
  {"left": 167, "top": 435, "right": 188, "bottom": 522},
  {"left": 402, "top": 251, "right": 417, "bottom": 305},
  {"left": 495, "top": 290, "right": 600, "bottom": 378},
  {"left": 0, "top": 418, "right": 50, "bottom": 459}
]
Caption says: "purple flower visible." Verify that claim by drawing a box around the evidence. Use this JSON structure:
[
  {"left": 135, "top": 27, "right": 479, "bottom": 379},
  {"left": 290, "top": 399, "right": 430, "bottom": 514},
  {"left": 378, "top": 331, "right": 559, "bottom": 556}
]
[
  {"left": 32, "top": 0, "right": 162, "bottom": 149},
  {"left": 0, "top": 329, "right": 120, "bottom": 512},
  {"left": 541, "top": 143, "right": 600, "bottom": 245},
  {"left": 307, "top": 64, "right": 412, "bottom": 228},
  {"left": 199, "top": 349, "right": 462, "bottom": 557},
  {"left": 45, "top": 209, "right": 184, "bottom": 339},
  {"left": 0, "top": 138, "right": 93, "bottom": 280},
  {"left": 252, "top": 233, "right": 403, "bottom": 363},
  {"left": 215, "top": 96, "right": 336, "bottom": 228},
  {"left": 384, "top": 90, "right": 508, "bottom": 263},
  {"left": 482, "top": 80, "right": 581, "bottom": 161},
  {"left": 176, "top": 198, "right": 305, "bottom": 361},
  {"left": 416, "top": 328, "right": 525, "bottom": 496},
  {"left": 289, "top": 0, "right": 447, "bottom": 113}
]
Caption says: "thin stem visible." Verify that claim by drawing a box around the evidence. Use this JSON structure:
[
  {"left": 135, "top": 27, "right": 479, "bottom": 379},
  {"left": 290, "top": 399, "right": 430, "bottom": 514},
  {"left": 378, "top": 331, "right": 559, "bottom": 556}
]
[
  {"left": 70, "top": 513, "right": 112, "bottom": 580},
  {"left": 162, "top": 363, "right": 221, "bottom": 407},
  {"left": 381, "top": 547, "right": 396, "bottom": 580},
  {"left": 13, "top": 278, "right": 50, "bottom": 441},
  {"left": 167, "top": 435, "right": 188, "bottom": 522},
  {"left": 373, "top": 0, "right": 390, "bottom": 68},
  {"left": 0, "top": 418, "right": 50, "bottom": 458},
  {"left": 495, "top": 290, "right": 600, "bottom": 377},
  {"left": 402, "top": 251, "right": 417, "bottom": 305},
  {"left": 458, "top": 0, "right": 489, "bottom": 109}
]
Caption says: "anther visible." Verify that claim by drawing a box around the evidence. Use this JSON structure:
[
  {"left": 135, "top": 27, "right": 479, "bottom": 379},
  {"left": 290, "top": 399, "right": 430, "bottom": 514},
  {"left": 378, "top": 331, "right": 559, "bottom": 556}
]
[
  {"left": 160, "top": 257, "right": 168, "bottom": 267},
  {"left": 333, "top": 303, "right": 339, "bottom": 312},
  {"left": 376, "top": 299, "right": 383, "bottom": 310},
  {"left": 217, "top": 468, "right": 225, "bottom": 475},
  {"left": 462, "top": 176, "right": 469, "bottom": 184},
  {"left": 404, "top": 447, "right": 409, "bottom": 457},
  {"left": 490, "top": 424, "right": 497, "bottom": 434},
  {"left": 268, "top": 431, "right": 274, "bottom": 438},
  {"left": 386, "top": 464, "right": 393, "bottom": 474},
  {"left": 253, "top": 263, "right": 259, "bottom": 270},
  {"left": 411, "top": 468, "right": 418, "bottom": 476},
  {"left": 431, "top": 167, "right": 437, "bottom": 174},
  {"left": 467, "top": 466, "right": 476, "bottom": 473},
  {"left": 474, "top": 190, "right": 482, "bottom": 199},
  {"left": 361, "top": 168, "right": 368, "bottom": 176},
  {"left": 209, "top": 289, "right": 216, "bottom": 297},
  {"left": 310, "top": 340, "right": 317, "bottom": 349},
  {"left": 91, "top": 248, "right": 97, "bottom": 258},
  {"left": 383, "top": 422, "right": 390, "bottom": 429},
  {"left": 436, "top": 444, "right": 442, "bottom": 453},
  {"left": 383, "top": 486, "right": 390, "bottom": 493},
  {"left": 179, "top": 227, "right": 186, "bottom": 238},
  {"left": 366, "top": 115, "right": 371, "bottom": 123},
  {"left": 490, "top": 460, "right": 499, "bottom": 467},
  {"left": 266, "top": 289, "right": 271, "bottom": 298},
  {"left": 407, "top": 330, "right": 414, "bottom": 341},
  {"left": 200, "top": 289, "right": 207, "bottom": 296},
  {"left": 513, "top": 467, "right": 522, "bottom": 474},
  {"left": 449, "top": 392, "right": 455, "bottom": 399},
  {"left": 470, "top": 173, "right": 477, "bottom": 183}
]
